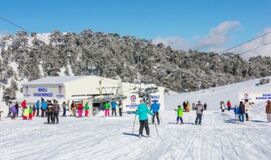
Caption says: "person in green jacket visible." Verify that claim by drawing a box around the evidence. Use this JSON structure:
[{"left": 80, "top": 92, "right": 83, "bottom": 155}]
[
  {"left": 175, "top": 105, "right": 184, "bottom": 124},
  {"left": 84, "top": 102, "right": 90, "bottom": 117},
  {"left": 135, "top": 100, "right": 154, "bottom": 137},
  {"left": 104, "top": 101, "right": 110, "bottom": 116}
]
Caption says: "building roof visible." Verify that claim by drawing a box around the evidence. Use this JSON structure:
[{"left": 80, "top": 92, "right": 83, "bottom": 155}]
[{"left": 22, "top": 76, "right": 88, "bottom": 85}]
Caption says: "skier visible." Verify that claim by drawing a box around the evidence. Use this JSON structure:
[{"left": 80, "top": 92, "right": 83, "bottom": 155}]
[
  {"left": 220, "top": 101, "right": 225, "bottom": 112},
  {"left": 41, "top": 99, "right": 47, "bottom": 117},
  {"left": 11, "top": 103, "right": 17, "bottom": 120},
  {"left": 111, "top": 100, "right": 117, "bottom": 116},
  {"left": 118, "top": 100, "right": 123, "bottom": 117},
  {"left": 203, "top": 103, "right": 207, "bottom": 110},
  {"left": 195, "top": 101, "right": 204, "bottom": 125},
  {"left": 150, "top": 100, "right": 160, "bottom": 125},
  {"left": 84, "top": 101, "right": 90, "bottom": 117},
  {"left": 175, "top": 105, "right": 183, "bottom": 124},
  {"left": 53, "top": 100, "right": 60, "bottom": 124},
  {"left": 239, "top": 101, "right": 245, "bottom": 122},
  {"left": 135, "top": 99, "right": 154, "bottom": 137},
  {"left": 32, "top": 103, "right": 36, "bottom": 117},
  {"left": 227, "top": 100, "right": 232, "bottom": 111},
  {"left": 104, "top": 101, "right": 110, "bottom": 117},
  {"left": 265, "top": 100, "right": 271, "bottom": 123},
  {"left": 70, "top": 101, "right": 76, "bottom": 117},
  {"left": 233, "top": 105, "right": 240, "bottom": 121},
  {"left": 35, "top": 100, "right": 40, "bottom": 117},
  {"left": 77, "top": 101, "right": 84, "bottom": 117},
  {"left": 47, "top": 100, "right": 53, "bottom": 124},
  {"left": 62, "top": 101, "right": 67, "bottom": 117},
  {"left": 244, "top": 99, "right": 250, "bottom": 121}
]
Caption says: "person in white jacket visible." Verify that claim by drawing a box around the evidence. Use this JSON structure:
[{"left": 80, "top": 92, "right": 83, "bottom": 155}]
[{"left": 244, "top": 99, "right": 250, "bottom": 121}]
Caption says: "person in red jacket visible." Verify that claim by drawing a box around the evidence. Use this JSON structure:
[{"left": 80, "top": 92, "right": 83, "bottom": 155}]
[
  {"left": 21, "top": 100, "right": 27, "bottom": 109},
  {"left": 227, "top": 100, "right": 232, "bottom": 111},
  {"left": 77, "top": 101, "right": 83, "bottom": 117}
]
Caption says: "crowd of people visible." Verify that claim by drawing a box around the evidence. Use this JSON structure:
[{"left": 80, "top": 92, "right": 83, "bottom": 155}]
[{"left": 2, "top": 97, "right": 271, "bottom": 138}]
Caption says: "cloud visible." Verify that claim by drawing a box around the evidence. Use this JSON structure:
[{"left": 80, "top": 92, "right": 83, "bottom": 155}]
[
  {"left": 197, "top": 20, "right": 240, "bottom": 49},
  {"left": 152, "top": 36, "right": 190, "bottom": 51}
]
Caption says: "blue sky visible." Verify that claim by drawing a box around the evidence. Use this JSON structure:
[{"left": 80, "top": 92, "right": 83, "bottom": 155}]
[{"left": 0, "top": 0, "right": 270, "bottom": 51}]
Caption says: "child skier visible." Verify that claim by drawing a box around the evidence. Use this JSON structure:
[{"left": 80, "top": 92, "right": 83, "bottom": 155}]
[
  {"left": 104, "top": 101, "right": 110, "bottom": 117},
  {"left": 175, "top": 105, "right": 184, "bottom": 124},
  {"left": 84, "top": 101, "right": 90, "bottom": 117}
]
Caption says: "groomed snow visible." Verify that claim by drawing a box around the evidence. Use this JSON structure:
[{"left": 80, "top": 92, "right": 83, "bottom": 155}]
[
  {"left": 0, "top": 105, "right": 270, "bottom": 160},
  {"left": 0, "top": 78, "right": 271, "bottom": 160}
]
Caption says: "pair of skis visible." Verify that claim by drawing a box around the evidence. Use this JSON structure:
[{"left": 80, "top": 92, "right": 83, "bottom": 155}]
[{"left": 132, "top": 114, "right": 160, "bottom": 137}]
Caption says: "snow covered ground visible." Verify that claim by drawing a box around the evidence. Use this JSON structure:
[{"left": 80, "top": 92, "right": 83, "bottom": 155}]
[
  {"left": 0, "top": 77, "right": 271, "bottom": 160},
  {"left": 0, "top": 105, "right": 271, "bottom": 160},
  {"left": 165, "top": 76, "right": 271, "bottom": 110}
]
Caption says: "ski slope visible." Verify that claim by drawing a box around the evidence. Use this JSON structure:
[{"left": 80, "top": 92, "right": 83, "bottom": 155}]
[
  {"left": 165, "top": 76, "right": 271, "bottom": 110},
  {"left": 0, "top": 78, "right": 271, "bottom": 160},
  {"left": 0, "top": 105, "right": 271, "bottom": 160}
]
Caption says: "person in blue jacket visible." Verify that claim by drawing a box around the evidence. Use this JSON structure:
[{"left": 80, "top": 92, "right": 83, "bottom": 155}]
[
  {"left": 150, "top": 100, "right": 160, "bottom": 125},
  {"left": 111, "top": 100, "right": 117, "bottom": 116},
  {"left": 135, "top": 99, "right": 154, "bottom": 137},
  {"left": 41, "top": 98, "right": 48, "bottom": 117},
  {"left": 35, "top": 100, "right": 40, "bottom": 117},
  {"left": 233, "top": 105, "right": 240, "bottom": 122}
]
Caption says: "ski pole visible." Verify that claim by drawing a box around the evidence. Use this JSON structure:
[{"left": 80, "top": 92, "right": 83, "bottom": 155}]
[
  {"left": 132, "top": 114, "right": 136, "bottom": 133},
  {"left": 154, "top": 122, "right": 160, "bottom": 137}
]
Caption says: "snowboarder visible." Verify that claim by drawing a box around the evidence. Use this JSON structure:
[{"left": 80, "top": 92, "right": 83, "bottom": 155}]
[
  {"left": 62, "top": 101, "right": 67, "bottom": 117},
  {"left": 175, "top": 105, "right": 183, "bottom": 124},
  {"left": 233, "top": 105, "right": 240, "bottom": 121},
  {"left": 266, "top": 100, "right": 271, "bottom": 123},
  {"left": 227, "top": 100, "right": 232, "bottom": 111},
  {"left": 239, "top": 101, "right": 245, "bottom": 122},
  {"left": 111, "top": 100, "right": 117, "bottom": 116},
  {"left": 203, "top": 103, "right": 207, "bottom": 110},
  {"left": 84, "top": 101, "right": 90, "bottom": 117},
  {"left": 135, "top": 99, "right": 154, "bottom": 137},
  {"left": 53, "top": 100, "right": 60, "bottom": 124},
  {"left": 77, "top": 101, "right": 84, "bottom": 117},
  {"left": 244, "top": 99, "right": 250, "bottom": 121},
  {"left": 47, "top": 101, "right": 53, "bottom": 124},
  {"left": 118, "top": 100, "right": 123, "bottom": 117},
  {"left": 195, "top": 101, "right": 204, "bottom": 125},
  {"left": 150, "top": 100, "right": 160, "bottom": 125},
  {"left": 41, "top": 99, "right": 47, "bottom": 117},
  {"left": 220, "top": 101, "right": 225, "bottom": 112},
  {"left": 35, "top": 100, "right": 40, "bottom": 117},
  {"left": 104, "top": 101, "right": 110, "bottom": 117}
]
